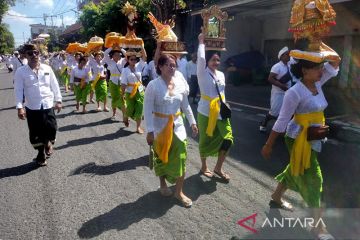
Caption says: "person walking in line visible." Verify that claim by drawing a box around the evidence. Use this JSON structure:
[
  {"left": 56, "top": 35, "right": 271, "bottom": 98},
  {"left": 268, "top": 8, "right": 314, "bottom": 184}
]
[
  {"left": 103, "top": 44, "right": 128, "bottom": 124},
  {"left": 70, "top": 56, "right": 91, "bottom": 113},
  {"left": 196, "top": 33, "right": 234, "bottom": 182},
  {"left": 89, "top": 51, "right": 109, "bottom": 112},
  {"left": 14, "top": 44, "right": 62, "bottom": 166},
  {"left": 259, "top": 47, "right": 292, "bottom": 132},
  {"left": 186, "top": 52, "right": 199, "bottom": 104},
  {"left": 121, "top": 48, "right": 147, "bottom": 133},
  {"left": 145, "top": 54, "right": 198, "bottom": 207},
  {"left": 261, "top": 54, "right": 340, "bottom": 239}
]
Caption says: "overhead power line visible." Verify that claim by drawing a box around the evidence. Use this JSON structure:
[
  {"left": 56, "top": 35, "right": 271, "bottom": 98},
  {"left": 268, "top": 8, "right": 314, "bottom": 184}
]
[{"left": 5, "top": 7, "right": 78, "bottom": 19}]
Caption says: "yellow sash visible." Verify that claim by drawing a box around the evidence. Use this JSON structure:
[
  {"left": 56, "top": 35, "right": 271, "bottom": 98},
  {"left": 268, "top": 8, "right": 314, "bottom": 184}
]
[
  {"left": 91, "top": 73, "right": 101, "bottom": 90},
  {"left": 128, "top": 82, "right": 141, "bottom": 98},
  {"left": 111, "top": 73, "right": 121, "bottom": 77},
  {"left": 201, "top": 94, "right": 224, "bottom": 137},
  {"left": 153, "top": 111, "right": 181, "bottom": 164},
  {"left": 291, "top": 111, "right": 325, "bottom": 176},
  {"left": 60, "top": 66, "right": 67, "bottom": 75}
]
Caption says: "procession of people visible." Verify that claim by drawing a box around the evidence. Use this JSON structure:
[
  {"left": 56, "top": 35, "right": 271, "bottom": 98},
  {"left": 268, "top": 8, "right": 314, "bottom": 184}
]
[{"left": 10, "top": 1, "right": 343, "bottom": 239}]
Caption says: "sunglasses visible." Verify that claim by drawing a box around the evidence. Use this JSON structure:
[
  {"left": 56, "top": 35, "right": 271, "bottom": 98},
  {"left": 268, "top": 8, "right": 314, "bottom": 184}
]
[
  {"left": 164, "top": 63, "right": 176, "bottom": 69},
  {"left": 129, "top": 58, "right": 137, "bottom": 61},
  {"left": 26, "top": 50, "right": 40, "bottom": 56}
]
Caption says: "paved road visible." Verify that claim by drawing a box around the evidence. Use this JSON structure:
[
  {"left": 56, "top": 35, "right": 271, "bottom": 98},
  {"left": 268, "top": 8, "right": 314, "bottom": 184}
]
[{"left": 0, "top": 64, "right": 359, "bottom": 239}]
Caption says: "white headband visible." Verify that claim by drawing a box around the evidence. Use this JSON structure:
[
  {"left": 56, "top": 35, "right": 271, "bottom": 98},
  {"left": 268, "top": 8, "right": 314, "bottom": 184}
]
[{"left": 278, "top": 46, "right": 289, "bottom": 60}]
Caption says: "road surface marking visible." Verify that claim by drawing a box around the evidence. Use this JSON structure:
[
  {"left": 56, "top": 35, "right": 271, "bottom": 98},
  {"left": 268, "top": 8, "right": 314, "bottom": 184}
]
[{"left": 227, "top": 100, "right": 269, "bottom": 112}]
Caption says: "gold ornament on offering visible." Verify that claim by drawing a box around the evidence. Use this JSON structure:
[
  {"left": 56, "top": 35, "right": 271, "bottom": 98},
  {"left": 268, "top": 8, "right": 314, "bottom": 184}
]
[
  {"left": 119, "top": 1, "right": 144, "bottom": 48},
  {"left": 66, "top": 42, "right": 81, "bottom": 54},
  {"left": 105, "top": 32, "right": 123, "bottom": 48},
  {"left": 289, "top": 0, "right": 340, "bottom": 63},
  {"left": 88, "top": 36, "right": 104, "bottom": 53},
  {"left": 148, "top": 12, "right": 187, "bottom": 55},
  {"left": 201, "top": 5, "right": 228, "bottom": 51},
  {"left": 78, "top": 43, "right": 88, "bottom": 53},
  {"left": 148, "top": 12, "right": 178, "bottom": 42}
]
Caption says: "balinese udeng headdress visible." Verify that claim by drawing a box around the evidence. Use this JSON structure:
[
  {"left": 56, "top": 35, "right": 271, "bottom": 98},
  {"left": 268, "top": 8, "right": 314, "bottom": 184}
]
[
  {"left": 288, "top": 0, "right": 340, "bottom": 63},
  {"left": 278, "top": 46, "right": 289, "bottom": 60},
  {"left": 148, "top": 12, "right": 187, "bottom": 55}
]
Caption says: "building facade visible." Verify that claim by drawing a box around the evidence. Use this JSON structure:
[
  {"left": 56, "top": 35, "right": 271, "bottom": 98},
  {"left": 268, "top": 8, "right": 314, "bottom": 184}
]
[{"left": 184, "top": 0, "right": 360, "bottom": 89}]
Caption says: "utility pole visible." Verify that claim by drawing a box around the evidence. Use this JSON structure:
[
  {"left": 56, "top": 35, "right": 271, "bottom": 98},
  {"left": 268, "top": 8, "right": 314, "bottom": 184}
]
[
  {"left": 43, "top": 14, "right": 47, "bottom": 26},
  {"left": 61, "top": 14, "right": 64, "bottom": 28}
]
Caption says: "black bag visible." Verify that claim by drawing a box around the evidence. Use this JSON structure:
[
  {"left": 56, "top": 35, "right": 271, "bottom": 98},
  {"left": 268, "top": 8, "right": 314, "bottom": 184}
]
[
  {"left": 278, "top": 69, "right": 292, "bottom": 84},
  {"left": 209, "top": 72, "right": 232, "bottom": 119},
  {"left": 307, "top": 125, "right": 330, "bottom": 141}
]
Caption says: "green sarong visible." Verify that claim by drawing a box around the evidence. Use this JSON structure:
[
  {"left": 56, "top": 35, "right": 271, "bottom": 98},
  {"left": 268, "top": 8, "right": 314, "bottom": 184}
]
[
  {"left": 109, "top": 81, "right": 125, "bottom": 109},
  {"left": 197, "top": 113, "right": 234, "bottom": 158},
  {"left": 59, "top": 71, "right": 69, "bottom": 86},
  {"left": 275, "top": 136, "right": 323, "bottom": 208},
  {"left": 95, "top": 79, "right": 108, "bottom": 103},
  {"left": 153, "top": 134, "right": 187, "bottom": 184},
  {"left": 74, "top": 84, "right": 90, "bottom": 105},
  {"left": 125, "top": 91, "right": 144, "bottom": 121}
]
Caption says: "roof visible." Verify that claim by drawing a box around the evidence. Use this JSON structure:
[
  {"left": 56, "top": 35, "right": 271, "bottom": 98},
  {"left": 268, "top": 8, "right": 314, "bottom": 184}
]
[{"left": 60, "top": 22, "right": 82, "bottom": 36}]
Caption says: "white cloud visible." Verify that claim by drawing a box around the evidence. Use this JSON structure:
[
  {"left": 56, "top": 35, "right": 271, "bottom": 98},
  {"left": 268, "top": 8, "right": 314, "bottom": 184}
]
[
  {"left": 33, "top": 0, "right": 54, "bottom": 9},
  {"left": 3, "top": 10, "right": 36, "bottom": 25},
  {"left": 63, "top": 15, "right": 77, "bottom": 26},
  {"left": 54, "top": 14, "right": 77, "bottom": 27}
]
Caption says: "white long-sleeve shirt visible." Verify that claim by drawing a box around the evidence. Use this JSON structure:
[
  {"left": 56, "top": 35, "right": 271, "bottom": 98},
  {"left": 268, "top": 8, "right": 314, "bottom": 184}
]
[
  {"left": 89, "top": 57, "right": 106, "bottom": 81},
  {"left": 144, "top": 76, "right": 196, "bottom": 141},
  {"left": 103, "top": 47, "right": 127, "bottom": 85},
  {"left": 197, "top": 43, "right": 226, "bottom": 119},
  {"left": 120, "top": 61, "right": 147, "bottom": 93},
  {"left": 272, "top": 62, "right": 339, "bottom": 152},
  {"left": 70, "top": 67, "right": 90, "bottom": 85},
  {"left": 148, "top": 60, "right": 158, "bottom": 80},
  {"left": 14, "top": 64, "right": 62, "bottom": 110},
  {"left": 11, "top": 57, "right": 27, "bottom": 74},
  {"left": 177, "top": 57, "right": 187, "bottom": 80}
]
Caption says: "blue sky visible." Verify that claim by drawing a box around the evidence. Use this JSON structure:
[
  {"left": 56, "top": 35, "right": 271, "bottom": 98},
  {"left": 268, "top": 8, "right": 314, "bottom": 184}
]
[{"left": 3, "top": 0, "right": 78, "bottom": 47}]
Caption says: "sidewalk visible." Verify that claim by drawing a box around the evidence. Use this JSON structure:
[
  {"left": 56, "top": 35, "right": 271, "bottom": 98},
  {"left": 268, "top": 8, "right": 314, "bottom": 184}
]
[{"left": 328, "top": 115, "right": 360, "bottom": 144}]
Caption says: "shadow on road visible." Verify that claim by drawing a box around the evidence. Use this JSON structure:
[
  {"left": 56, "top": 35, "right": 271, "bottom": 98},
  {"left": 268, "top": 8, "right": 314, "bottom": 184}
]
[
  {"left": 55, "top": 128, "right": 134, "bottom": 150},
  {"left": 77, "top": 173, "right": 217, "bottom": 239},
  {"left": 0, "top": 106, "right": 16, "bottom": 112},
  {"left": 59, "top": 118, "right": 115, "bottom": 132},
  {"left": 69, "top": 155, "right": 148, "bottom": 176},
  {"left": 0, "top": 87, "right": 14, "bottom": 91},
  {"left": 0, "top": 161, "right": 40, "bottom": 179}
]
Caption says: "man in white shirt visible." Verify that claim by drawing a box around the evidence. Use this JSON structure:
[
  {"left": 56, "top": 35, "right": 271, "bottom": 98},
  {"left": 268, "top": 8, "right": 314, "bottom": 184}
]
[
  {"left": 14, "top": 44, "right": 62, "bottom": 166},
  {"left": 260, "top": 46, "right": 291, "bottom": 132},
  {"left": 4, "top": 55, "right": 13, "bottom": 73},
  {"left": 11, "top": 50, "right": 28, "bottom": 73},
  {"left": 148, "top": 59, "right": 158, "bottom": 80},
  {"left": 176, "top": 55, "right": 188, "bottom": 80},
  {"left": 186, "top": 53, "right": 199, "bottom": 103}
]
